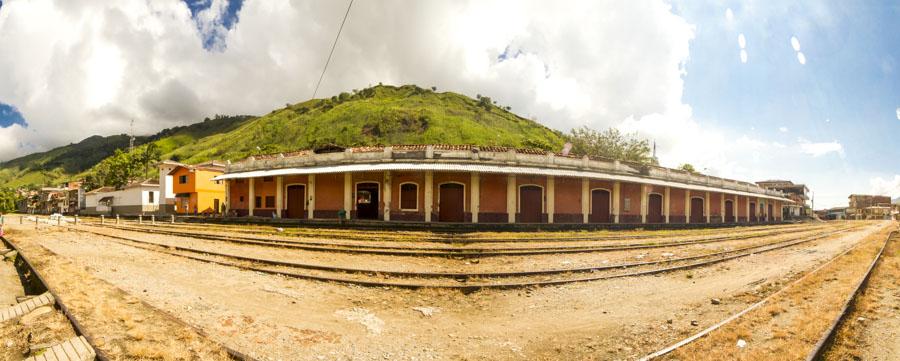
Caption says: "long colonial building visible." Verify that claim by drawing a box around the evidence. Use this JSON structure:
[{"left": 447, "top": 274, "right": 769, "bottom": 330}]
[{"left": 213, "top": 145, "right": 791, "bottom": 225}]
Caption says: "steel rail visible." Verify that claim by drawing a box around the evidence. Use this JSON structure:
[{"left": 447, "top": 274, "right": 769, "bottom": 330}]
[
  {"left": 804, "top": 229, "right": 897, "bottom": 361},
  {"left": 81, "top": 223, "right": 840, "bottom": 257},
  {"left": 1, "top": 235, "right": 256, "bottom": 361},
  {"left": 638, "top": 227, "right": 895, "bottom": 361},
  {"left": 64, "top": 225, "right": 859, "bottom": 289}
]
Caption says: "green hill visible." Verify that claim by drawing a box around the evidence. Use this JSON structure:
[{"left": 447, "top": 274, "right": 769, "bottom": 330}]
[{"left": 0, "top": 84, "right": 566, "bottom": 188}]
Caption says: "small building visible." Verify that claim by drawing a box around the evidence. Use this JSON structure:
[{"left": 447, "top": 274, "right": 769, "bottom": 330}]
[
  {"left": 818, "top": 207, "right": 847, "bottom": 220},
  {"left": 213, "top": 145, "right": 792, "bottom": 225},
  {"left": 82, "top": 180, "right": 161, "bottom": 216},
  {"left": 38, "top": 187, "right": 68, "bottom": 214},
  {"left": 756, "top": 180, "right": 809, "bottom": 220},
  {"left": 168, "top": 161, "right": 227, "bottom": 214},
  {"left": 157, "top": 160, "right": 184, "bottom": 214},
  {"left": 847, "top": 194, "right": 893, "bottom": 220}
]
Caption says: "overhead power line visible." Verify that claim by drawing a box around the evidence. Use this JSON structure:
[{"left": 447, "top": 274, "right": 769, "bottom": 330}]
[{"left": 312, "top": 0, "right": 354, "bottom": 100}]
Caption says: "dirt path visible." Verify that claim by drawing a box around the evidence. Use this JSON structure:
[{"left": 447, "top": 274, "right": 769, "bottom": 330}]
[
  {"left": 1, "top": 222, "right": 886, "bottom": 360},
  {"left": 825, "top": 225, "right": 900, "bottom": 361},
  {"left": 0, "top": 254, "right": 23, "bottom": 307},
  {"left": 3, "top": 228, "right": 234, "bottom": 360}
]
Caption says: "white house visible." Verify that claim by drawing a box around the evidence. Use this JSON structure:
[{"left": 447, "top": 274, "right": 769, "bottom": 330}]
[
  {"left": 157, "top": 160, "right": 185, "bottom": 214},
  {"left": 83, "top": 180, "right": 161, "bottom": 215}
]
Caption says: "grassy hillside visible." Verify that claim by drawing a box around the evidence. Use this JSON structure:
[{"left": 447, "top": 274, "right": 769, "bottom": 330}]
[
  {"left": 166, "top": 84, "right": 565, "bottom": 164},
  {"left": 1, "top": 84, "right": 566, "bottom": 188}
]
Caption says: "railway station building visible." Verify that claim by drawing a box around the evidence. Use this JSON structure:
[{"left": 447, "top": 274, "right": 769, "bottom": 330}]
[{"left": 213, "top": 145, "right": 791, "bottom": 225}]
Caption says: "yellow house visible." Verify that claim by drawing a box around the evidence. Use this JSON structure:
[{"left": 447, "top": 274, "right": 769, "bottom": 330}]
[{"left": 169, "top": 161, "right": 227, "bottom": 214}]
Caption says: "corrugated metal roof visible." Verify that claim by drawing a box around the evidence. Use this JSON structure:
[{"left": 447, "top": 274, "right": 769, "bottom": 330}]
[{"left": 213, "top": 162, "right": 792, "bottom": 202}]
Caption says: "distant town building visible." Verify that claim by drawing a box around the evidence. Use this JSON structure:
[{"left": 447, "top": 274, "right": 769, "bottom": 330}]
[
  {"left": 167, "top": 161, "right": 226, "bottom": 214},
  {"left": 83, "top": 180, "right": 162, "bottom": 216},
  {"left": 847, "top": 194, "right": 893, "bottom": 220},
  {"left": 755, "top": 180, "right": 809, "bottom": 219},
  {"left": 157, "top": 160, "right": 184, "bottom": 214}
]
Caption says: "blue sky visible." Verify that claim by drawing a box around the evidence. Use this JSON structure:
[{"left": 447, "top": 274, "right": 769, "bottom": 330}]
[
  {"left": 669, "top": 1, "right": 900, "bottom": 207},
  {"left": 183, "top": 0, "right": 244, "bottom": 50}
]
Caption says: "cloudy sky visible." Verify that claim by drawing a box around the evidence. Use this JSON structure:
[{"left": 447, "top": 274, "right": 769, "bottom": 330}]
[{"left": 0, "top": 0, "right": 898, "bottom": 208}]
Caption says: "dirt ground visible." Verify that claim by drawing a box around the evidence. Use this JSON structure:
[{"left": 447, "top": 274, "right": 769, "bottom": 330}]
[
  {"left": 0, "top": 221, "right": 889, "bottom": 360},
  {"left": 0, "top": 254, "right": 24, "bottom": 307},
  {"left": 825, "top": 227, "right": 900, "bottom": 361}
]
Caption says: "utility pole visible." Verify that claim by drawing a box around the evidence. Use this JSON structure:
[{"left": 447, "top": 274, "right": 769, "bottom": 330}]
[{"left": 129, "top": 119, "right": 135, "bottom": 152}]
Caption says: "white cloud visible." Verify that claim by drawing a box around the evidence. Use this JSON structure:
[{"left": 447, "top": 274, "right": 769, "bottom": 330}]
[
  {"left": 725, "top": 8, "right": 734, "bottom": 22},
  {"left": 895, "top": 107, "right": 899, "bottom": 120},
  {"left": 797, "top": 51, "right": 807, "bottom": 65},
  {"left": 797, "top": 138, "right": 843, "bottom": 157},
  {"left": 737, "top": 33, "right": 746, "bottom": 49},
  {"left": 869, "top": 175, "right": 900, "bottom": 198},
  {"left": 790, "top": 36, "right": 801, "bottom": 51},
  {"left": 740, "top": 49, "right": 748, "bottom": 63},
  {"left": 778, "top": 126, "right": 788, "bottom": 132},
  {"left": 0, "top": 0, "right": 696, "bottom": 161}
]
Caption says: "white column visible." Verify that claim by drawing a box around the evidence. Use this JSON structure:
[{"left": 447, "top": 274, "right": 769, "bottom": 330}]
[
  {"left": 248, "top": 178, "right": 255, "bottom": 217},
  {"left": 275, "top": 176, "right": 283, "bottom": 218},
  {"left": 685, "top": 190, "right": 691, "bottom": 223},
  {"left": 506, "top": 174, "right": 516, "bottom": 223},
  {"left": 612, "top": 181, "right": 621, "bottom": 224},
  {"left": 720, "top": 193, "right": 726, "bottom": 222},
  {"left": 581, "top": 178, "right": 590, "bottom": 223},
  {"left": 547, "top": 176, "right": 555, "bottom": 224},
  {"left": 424, "top": 171, "right": 434, "bottom": 222},
  {"left": 471, "top": 172, "right": 480, "bottom": 223},
  {"left": 745, "top": 196, "right": 750, "bottom": 222},
  {"left": 308, "top": 174, "right": 316, "bottom": 219},
  {"left": 383, "top": 171, "right": 391, "bottom": 221},
  {"left": 705, "top": 191, "right": 711, "bottom": 223},
  {"left": 224, "top": 180, "right": 230, "bottom": 215},
  {"left": 640, "top": 185, "right": 648, "bottom": 224},
  {"left": 664, "top": 186, "right": 671, "bottom": 224},
  {"left": 343, "top": 173, "right": 352, "bottom": 220}
]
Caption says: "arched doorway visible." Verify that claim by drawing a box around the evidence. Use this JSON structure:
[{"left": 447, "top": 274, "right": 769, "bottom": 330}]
[
  {"left": 286, "top": 185, "right": 305, "bottom": 218},
  {"left": 438, "top": 183, "right": 465, "bottom": 222},
  {"left": 519, "top": 185, "right": 543, "bottom": 223},
  {"left": 648, "top": 194, "right": 663, "bottom": 223},
  {"left": 356, "top": 182, "right": 379, "bottom": 220},
  {"left": 690, "top": 197, "right": 705, "bottom": 223},
  {"left": 590, "top": 189, "right": 611, "bottom": 223},
  {"left": 724, "top": 200, "right": 734, "bottom": 222},
  {"left": 749, "top": 202, "right": 757, "bottom": 222}
]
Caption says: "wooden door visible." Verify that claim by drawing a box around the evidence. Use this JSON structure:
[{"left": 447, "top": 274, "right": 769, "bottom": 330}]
[
  {"left": 519, "top": 186, "right": 543, "bottom": 223},
  {"left": 725, "top": 200, "right": 734, "bottom": 222},
  {"left": 590, "top": 189, "right": 610, "bottom": 223},
  {"left": 286, "top": 185, "right": 305, "bottom": 218},
  {"left": 690, "top": 198, "right": 705, "bottom": 223},
  {"left": 749, "top": 203, "right": 756, "bottom": 222},
  {"left": 438, "top": 183, "right": 465, "bottom": 222},
  {"left": 767, "top": 204, "right": 773, "bottom": 221},
  {"left": 648, "top": 194, "right": 663, "bottom": 223}
]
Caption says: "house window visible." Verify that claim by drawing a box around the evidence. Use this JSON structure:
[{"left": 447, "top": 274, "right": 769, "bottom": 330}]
[
  {"left": 263, "top": 177, "right": 274, "bottom": 182},
  {"left": 179, "top": 175, "right": 188, "bottom": 184},
  {"left": 400, "top": 183, "right": 418, "bottom": 210},
  {"left": 623, "top": 198, "right": 631, "bottom": 212},
  {"left": 239, "top": 196, "right": 245, "bottom": 203},
  {"left": 148, "top": 191, "right": 155, "bottom": 203},
  {"left": 255, "top": 196, "right": 262, "bottom": 208},
  {"left": 265, "top": 196, "right": 275, "bottom": 208}
]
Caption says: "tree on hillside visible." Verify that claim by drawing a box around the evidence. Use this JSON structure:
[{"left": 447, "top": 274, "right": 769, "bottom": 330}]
[
  {"left": 0, "top": 188, "right": 18, "bottom": 213},
  {"left": 92, "top": 144, "right": 161, "bottom": 189},
  {"left": 678, "top": 163, "right": 697, "bottom": 173},
  {"left": 567, "top": 127, "right": 656, "bottom": 164}
]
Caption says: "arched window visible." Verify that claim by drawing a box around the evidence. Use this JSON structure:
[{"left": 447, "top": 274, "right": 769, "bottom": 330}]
[{"left": 400, "top": 183, "right": 418, "bottom": 210}]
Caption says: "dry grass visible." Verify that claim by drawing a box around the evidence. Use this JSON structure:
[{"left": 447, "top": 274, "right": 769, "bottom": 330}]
[{"left": 664, "top": 223, "right": 896, "bottom": 361}]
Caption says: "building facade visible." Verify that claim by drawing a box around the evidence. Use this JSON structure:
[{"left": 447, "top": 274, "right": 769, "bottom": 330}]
[
  {"left": 214, "top": 145, "right": 790, "bottom": 225},
  {"left": 168, "top": 161, "right": 227, "bottom": 214},
  {"left": 847, "top": 194, "right": 893, "bottom": 220},
  {"left": 82, "top": 180, "right": 161, "bottom": 215},
  {"left": 756, "top": 180, "right": 809, "bottom": 220}
]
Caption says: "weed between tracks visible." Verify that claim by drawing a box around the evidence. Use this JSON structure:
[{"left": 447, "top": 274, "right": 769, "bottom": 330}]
[{"left": 665, "top": 223, "right": 894, "bottom": 361}]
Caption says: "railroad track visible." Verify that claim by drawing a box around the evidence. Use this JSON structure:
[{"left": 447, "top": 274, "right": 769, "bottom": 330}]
[
  {"left": 64, "top": 224, "right": 862, "bottom": 289},
  {"left": 75, "top": 219, "right": 818, "bottom": 243},
  {"left": 1, "top": 235, "right": 256, "bottom": 361},
  {"left": 78, "top": 223, "right": 842, "bottom": 257},
  {"left": 639, "top": 227, "right": 897, "bottom": 361}
]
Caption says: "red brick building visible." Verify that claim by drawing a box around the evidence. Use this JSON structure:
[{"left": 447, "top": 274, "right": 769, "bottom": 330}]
[{"left": 214, "top": 145, "right": 790, "bottom": 225}]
